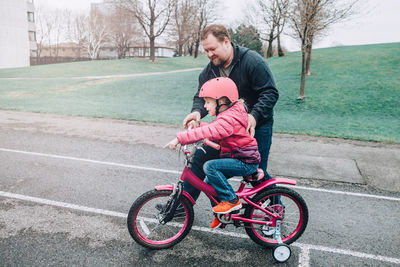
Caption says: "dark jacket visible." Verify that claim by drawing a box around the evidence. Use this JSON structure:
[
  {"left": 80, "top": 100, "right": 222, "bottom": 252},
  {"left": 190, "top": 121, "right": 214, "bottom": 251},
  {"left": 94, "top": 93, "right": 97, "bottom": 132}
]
[{"left": 191, "top": 43, "right": 279, "bottom": 126}]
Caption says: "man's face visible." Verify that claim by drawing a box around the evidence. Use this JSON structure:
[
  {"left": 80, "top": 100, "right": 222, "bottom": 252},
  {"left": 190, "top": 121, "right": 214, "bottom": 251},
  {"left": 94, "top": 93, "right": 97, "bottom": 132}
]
[{"left": 202, "top": 34, "right": 231, "bottom": 67}]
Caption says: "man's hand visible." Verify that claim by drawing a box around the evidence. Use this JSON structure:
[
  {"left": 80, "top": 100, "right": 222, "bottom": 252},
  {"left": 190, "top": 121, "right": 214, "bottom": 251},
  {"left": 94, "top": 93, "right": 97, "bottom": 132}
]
[
  {"left": 163, "top": 137, "right": 180, "bottom": 150},
  {"left": 247, "top": 114, "right": 256, "bottom": 137},
  {"left": 183, "top": 111, "right": 201, "bottom": 129}
]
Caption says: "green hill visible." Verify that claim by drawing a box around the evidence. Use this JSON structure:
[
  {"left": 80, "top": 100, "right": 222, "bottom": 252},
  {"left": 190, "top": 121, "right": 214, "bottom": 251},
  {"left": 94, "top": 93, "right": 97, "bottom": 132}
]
[{"left": 0, "top": 42, "right": 399, "bottom": 143}]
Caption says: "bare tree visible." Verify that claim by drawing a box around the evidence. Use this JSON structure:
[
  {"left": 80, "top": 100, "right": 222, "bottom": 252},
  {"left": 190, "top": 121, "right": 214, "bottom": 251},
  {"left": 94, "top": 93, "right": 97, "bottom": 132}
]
[
  {"left": 51, "top": 9, "right": 70, "bottom": 60},
  {"left": 191, "top": 0, "right": 216, "bottom": 58},
  {"left": 248, "top": 0, "right": 288, "bottom": 58},
  {"left": 255, "top": 0, "right": 278, "bottom": 58},
  {"left": 107, "top": 5, "right": 141, "bottom": 59},
  {"left": 34, "top": 5, "right": 68, "bottom": 62},
  {"left": 289, "top": 0, "right": 360, "bottom": 100},
  {"left": 122, "top": 0, "right": 173, "bottom": 62},
  {"left": 34, "top": 4, "right": 48, "bottom": 63},
  {"left": 83, "top": 8, "right": 109, "bottom": 60},
  {"left": 170, "top": 0, "right": 195, "bottom": 56},
  {"left": 66, "top": 14, "right": 87, "bottom": 59},
  {"left": 275, "top": 0, "right": 290, "bottom": 57}
]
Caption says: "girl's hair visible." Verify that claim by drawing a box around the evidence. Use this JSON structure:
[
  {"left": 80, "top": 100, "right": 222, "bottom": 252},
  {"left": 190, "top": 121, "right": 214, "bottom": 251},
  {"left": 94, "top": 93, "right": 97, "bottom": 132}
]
[{"left": 220, "top": 97, "right": 248, "bottom": 112}]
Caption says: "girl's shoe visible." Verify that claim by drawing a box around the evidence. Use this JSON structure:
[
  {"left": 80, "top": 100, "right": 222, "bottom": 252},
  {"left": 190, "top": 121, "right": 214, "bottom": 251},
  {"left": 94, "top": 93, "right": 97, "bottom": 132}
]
[
  {"left": 210, "top": 216, "right": 222, "bottom": 229},
  {"left": 212, "top": 199, "right": 242, "bottom": 214}
]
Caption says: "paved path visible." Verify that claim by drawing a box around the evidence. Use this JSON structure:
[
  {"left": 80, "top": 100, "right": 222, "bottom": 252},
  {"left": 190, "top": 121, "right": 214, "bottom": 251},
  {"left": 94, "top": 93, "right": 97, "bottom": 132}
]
[
  {"left": 0, "top": 68, "right": 203, "bottom": 80},
  {"left": 1, "top": 110, "right": 399, "bottom": 192}
]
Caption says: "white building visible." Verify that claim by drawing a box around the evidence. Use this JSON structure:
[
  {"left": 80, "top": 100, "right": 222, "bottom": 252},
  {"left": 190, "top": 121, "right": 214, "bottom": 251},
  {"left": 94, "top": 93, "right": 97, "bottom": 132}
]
[{"left": 0, "top": 0, "right": 37, "bottom": 69}]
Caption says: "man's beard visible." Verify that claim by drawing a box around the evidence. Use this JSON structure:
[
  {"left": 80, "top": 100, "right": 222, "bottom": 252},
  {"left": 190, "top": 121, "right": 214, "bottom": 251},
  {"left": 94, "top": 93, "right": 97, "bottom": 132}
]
[{"left": 211, "top": 57, "right": 226, "bottom": 68}]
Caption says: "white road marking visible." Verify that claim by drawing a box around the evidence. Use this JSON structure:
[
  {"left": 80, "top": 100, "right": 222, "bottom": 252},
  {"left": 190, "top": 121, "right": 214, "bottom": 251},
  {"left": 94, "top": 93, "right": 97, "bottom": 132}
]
[
  {"left": 0, "top": 147, "right": 180, "bottom": 174},
  {"left": 1, "top": 147, "right": 399, "bottom": 202},
  {"left": 1, "top": 190, "right": 399, "bottom": 265}
]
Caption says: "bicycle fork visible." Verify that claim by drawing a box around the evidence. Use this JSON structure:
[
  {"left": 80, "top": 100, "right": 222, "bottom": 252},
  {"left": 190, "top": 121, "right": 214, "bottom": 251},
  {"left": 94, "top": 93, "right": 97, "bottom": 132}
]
[{"left": 161, "top": 181, "right": 184, "bottom": 224}]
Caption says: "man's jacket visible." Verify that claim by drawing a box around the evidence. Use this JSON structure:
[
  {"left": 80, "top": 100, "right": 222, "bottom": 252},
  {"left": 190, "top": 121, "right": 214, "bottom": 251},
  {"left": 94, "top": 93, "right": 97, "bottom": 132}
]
[
  {"left": 191, "top": 43, "right": 279, "bottom": 126},
  {"left": 177, "top": 102, "right": 261, "bottom": 164}
]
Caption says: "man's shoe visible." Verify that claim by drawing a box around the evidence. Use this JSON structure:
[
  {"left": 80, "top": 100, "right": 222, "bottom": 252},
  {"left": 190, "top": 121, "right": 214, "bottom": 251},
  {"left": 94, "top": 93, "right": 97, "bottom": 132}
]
[
  {"left": 212, "top": 199, "right": 242, "bottom": 214},
  {"left": 210, "top": 216, "right": 222, "bottom": 229}
]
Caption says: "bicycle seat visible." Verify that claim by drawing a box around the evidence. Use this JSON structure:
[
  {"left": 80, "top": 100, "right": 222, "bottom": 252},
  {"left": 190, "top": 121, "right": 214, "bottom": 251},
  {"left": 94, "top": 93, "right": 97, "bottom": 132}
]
[{"left": 243, "top": 168, "right": 264, "bottom": 182}]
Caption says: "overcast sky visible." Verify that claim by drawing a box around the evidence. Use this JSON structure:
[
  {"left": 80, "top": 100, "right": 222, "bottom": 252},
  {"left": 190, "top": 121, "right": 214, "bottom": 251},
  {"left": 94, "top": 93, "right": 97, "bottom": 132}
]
[{"left": 34, "top": 0, "right": 400, "bottom": 51}]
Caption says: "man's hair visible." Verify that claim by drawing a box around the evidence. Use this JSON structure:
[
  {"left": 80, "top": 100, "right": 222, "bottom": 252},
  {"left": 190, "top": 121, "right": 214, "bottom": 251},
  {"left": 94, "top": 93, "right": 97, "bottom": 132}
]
[{"left": 201, "top": 24, "right": 230, "bottom": 42}]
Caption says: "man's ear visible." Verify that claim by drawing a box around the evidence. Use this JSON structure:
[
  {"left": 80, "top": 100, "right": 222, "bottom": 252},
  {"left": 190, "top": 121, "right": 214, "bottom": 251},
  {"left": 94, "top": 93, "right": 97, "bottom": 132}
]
[{"left": 224, "top": 36, "right": 230, "bottom": 45}]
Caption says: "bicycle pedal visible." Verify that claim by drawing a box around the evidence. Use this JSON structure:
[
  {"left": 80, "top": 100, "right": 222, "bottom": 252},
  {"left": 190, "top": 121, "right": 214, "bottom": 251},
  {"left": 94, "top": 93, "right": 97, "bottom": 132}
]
[{"left": 230, "top": 210, "right": 240, "bottom": 214}]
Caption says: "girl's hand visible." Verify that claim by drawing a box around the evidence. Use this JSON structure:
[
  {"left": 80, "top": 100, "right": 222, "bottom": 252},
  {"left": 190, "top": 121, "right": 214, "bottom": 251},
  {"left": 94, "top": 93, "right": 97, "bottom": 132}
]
[{"left": 163, "top": 137, "right": 180, "bottom": 150}]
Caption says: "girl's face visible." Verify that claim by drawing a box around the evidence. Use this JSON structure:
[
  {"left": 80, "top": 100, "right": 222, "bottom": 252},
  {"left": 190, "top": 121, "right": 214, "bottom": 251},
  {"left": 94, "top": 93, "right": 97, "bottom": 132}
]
[{"left": 203, "top": 97, "right": 217, "bottom": 116}]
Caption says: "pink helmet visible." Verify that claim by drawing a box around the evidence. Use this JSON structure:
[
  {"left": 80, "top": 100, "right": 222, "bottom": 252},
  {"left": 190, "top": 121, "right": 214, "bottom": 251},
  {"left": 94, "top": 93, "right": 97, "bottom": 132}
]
[{"left": 199, "top": 77, "right": 239, "bottom": 103}]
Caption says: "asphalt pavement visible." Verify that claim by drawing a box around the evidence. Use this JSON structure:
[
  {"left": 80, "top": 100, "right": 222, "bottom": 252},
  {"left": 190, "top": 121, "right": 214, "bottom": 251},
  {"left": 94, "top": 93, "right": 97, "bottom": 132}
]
[{"left": 1, "top": 110, "right": 399, "bottom": 193}]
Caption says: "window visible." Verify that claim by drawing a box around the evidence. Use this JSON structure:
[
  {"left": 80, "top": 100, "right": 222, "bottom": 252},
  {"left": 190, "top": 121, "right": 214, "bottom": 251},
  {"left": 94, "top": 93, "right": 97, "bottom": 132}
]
[
  {"left": 27, "top": 12, "right": 35, "bottom": 22},
  {"left": 28, "top": 31, "right": 36, "bottom": 42}
]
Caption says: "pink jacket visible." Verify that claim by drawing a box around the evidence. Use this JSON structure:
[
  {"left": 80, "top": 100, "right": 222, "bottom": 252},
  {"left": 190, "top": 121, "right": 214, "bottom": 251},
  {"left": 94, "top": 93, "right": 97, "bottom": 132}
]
[{"left": 177, "top": 102, "right": 261, "bottom": 164}]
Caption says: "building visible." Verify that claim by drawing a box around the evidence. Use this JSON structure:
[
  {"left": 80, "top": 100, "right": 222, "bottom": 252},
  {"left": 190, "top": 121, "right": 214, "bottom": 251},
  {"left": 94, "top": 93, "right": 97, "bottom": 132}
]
[
  {"left": 0, "top": 0, "right": 37, "bottom": 69},
  {"left": 40, "top": 41, "right": 175, "bottom": 60}
]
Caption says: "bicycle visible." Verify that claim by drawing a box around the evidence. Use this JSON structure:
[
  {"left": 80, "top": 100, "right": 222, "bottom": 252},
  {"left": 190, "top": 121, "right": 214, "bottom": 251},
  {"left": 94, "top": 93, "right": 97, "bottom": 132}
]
[{"left": 127, "top": 139, "right": 308, "bottom": 263}]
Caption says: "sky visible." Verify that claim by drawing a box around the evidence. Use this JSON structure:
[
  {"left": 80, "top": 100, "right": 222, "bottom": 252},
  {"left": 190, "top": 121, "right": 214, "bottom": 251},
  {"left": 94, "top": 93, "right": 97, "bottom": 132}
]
[{"left": 34, "top": 0, "right": 400, "bottom": 51}]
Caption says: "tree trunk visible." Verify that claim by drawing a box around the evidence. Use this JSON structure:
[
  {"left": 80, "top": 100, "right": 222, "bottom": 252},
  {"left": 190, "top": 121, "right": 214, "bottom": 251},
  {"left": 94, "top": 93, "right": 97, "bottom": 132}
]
[
  {"left": 267, "top": 40, "right": 274, "bottom": 58},
  {"left": 194, "top": 38, "right": 200, "bottom": 58},
  {"left": 277, "top": 33, "right": 284, "bottom": 57},
  {"left": 178, "top": 44, "right": 183, "bottom": 56},
  {"left": 150, "top": 37, "right": 155, "bottom": 62},
  {"left": 298, "top": 46, "right": 307, "bottom": 100},
  {"left": 305, "top": 43, "right": 312, "bottom": 75}
]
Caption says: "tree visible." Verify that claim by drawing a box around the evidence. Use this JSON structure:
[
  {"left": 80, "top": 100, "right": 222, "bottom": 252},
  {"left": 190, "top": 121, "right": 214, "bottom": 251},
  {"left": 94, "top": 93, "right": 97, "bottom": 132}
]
[
  {"left": 66, "top": 14, "right": 86, "bottom": 59},
  {"left": 231, "top": 25, "right": 263, "bottom": 55},
  {"left": 107, "top": 4, "right": 141, "bottom": 59},
  {"left": 83, "top": 8, "right": 109, "bottom": 60},
  {"left": 122, "top": 0, "right": 173, "bottom": 62},
  {"left": 275, "top": 0, "right": 290, "bottom": 57},
  {"left": 35, "top": 5, "right": 69, "bottom": 63},
  {"left": 191, "top": 0, "right": 217, "bottom": 58},
  {"left": 170, "top": 0, "right": 195, "bottom": 56},
  {"left": 289, "top": 0, "right": 360, "bottom": 100}
]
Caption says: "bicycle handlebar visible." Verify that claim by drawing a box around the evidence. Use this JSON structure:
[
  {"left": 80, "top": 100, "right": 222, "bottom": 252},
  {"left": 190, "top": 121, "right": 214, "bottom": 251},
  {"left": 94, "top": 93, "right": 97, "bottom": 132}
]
[
  {"left": 203, "top": 139, "right": 221, "bottom": 150},
  {"left": 185, "top": 125, "right": 220, "bottom": 152}
]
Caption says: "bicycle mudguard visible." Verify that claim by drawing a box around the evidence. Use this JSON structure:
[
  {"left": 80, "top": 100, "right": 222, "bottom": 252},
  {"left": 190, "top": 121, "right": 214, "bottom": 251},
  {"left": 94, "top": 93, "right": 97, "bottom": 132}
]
[
  {"left": 238, "top": 178, "right": 297, "bottom": 197},
  {"left": 155, "top": 185, "right": 196, "bottom": 205}
]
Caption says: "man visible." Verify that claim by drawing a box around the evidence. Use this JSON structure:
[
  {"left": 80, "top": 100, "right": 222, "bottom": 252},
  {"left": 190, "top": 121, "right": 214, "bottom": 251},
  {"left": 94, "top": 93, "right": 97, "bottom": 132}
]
[{"left": 183, "top": 24, "right": 279, "bottom": 201}]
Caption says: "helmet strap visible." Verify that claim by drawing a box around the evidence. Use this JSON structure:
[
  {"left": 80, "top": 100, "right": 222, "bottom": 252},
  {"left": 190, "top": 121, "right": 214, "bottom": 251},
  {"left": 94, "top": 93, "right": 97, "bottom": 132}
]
[{"left": 215, "top": 99, "right": 233, "bottom": 116}]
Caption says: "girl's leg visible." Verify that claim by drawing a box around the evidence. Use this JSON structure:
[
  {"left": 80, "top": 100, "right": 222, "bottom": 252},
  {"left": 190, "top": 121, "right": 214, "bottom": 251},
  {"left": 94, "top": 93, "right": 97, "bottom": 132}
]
[
  {"left": 183, "top": 146, "right": 220, "bottom": 201},
  {"left": 203, "top": 158, "right": 258, "bottom": 202}
]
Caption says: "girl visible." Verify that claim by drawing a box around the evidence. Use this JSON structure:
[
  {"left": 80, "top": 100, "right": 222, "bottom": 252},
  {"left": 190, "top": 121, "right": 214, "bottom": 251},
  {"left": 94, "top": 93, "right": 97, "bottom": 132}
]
[{"left": 164, "top": 77, "right": 261, "bottom": 228}]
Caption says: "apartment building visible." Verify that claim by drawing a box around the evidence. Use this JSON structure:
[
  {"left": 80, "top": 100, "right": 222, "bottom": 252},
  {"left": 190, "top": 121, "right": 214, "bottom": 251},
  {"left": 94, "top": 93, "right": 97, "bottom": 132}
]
[{"left": 0, "top": 0, "right": 37, "bottom": 69}]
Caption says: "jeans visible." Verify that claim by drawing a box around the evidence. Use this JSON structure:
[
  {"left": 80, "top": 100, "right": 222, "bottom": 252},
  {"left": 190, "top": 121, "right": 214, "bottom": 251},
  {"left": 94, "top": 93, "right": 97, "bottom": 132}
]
[
  {"left": 203, "top": 158, "right": 258, "bottom": 202},
  {"left": 184, "top": 123, "right": 274, "bottom": 201}
]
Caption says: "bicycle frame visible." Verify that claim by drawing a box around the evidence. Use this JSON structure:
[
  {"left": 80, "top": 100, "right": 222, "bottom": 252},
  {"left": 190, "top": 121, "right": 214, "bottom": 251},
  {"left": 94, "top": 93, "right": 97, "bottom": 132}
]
[{"left": 155, "top": 165, "right": 297, "bottom": 226}]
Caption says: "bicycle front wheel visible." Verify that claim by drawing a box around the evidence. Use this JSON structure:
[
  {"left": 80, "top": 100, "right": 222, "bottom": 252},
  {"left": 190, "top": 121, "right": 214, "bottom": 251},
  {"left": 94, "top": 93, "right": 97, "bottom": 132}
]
[
  {"left": 127, "top": 189, "right": 194, "bottom": 249},
  {"left": 244, "top": 187, "right": 308, "bottom": 248}
]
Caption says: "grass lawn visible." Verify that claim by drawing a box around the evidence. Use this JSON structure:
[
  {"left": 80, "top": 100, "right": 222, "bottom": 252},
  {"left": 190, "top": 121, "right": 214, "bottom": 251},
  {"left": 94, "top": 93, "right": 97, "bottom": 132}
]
[{"left": 0, "top": 42, "right": 399, "bottom": 143}]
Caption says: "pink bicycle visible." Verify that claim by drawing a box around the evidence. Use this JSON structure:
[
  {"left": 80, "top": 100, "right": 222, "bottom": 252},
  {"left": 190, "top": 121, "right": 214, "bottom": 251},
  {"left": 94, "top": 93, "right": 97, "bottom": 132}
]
[{"left": 127, "top": 139, "right": 308, "bottom": 263}]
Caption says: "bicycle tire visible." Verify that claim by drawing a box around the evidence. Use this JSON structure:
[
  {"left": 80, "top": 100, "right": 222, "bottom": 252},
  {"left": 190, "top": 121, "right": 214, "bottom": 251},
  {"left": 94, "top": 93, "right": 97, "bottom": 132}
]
[
  {"left": 127, "top": 189, "right": 194, "bottom": 249},
  {"left": 244, "top": 187, "right": 308, "bottom": 248}
]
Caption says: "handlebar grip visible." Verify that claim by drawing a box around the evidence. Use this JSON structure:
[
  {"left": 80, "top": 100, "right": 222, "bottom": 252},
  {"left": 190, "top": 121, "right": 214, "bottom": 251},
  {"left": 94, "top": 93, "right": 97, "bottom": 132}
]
[{"left": 203, "top": 139, "right": 221, "bottom": 150}]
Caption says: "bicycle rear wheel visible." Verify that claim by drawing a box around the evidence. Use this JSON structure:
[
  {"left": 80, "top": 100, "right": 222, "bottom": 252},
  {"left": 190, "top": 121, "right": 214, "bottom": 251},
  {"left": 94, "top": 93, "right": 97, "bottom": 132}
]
[
  {"left": 244, "top": 187, "right": 308, "bottom": 248},
  {"left": 127, "top": 189, "right": 194, "bottom": 249}
]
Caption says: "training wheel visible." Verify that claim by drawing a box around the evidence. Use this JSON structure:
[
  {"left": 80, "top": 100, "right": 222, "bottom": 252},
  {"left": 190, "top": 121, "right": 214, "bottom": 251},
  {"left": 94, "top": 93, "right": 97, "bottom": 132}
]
[{"left": 272, "top": 244, "right": 291, "bottom": 263}]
